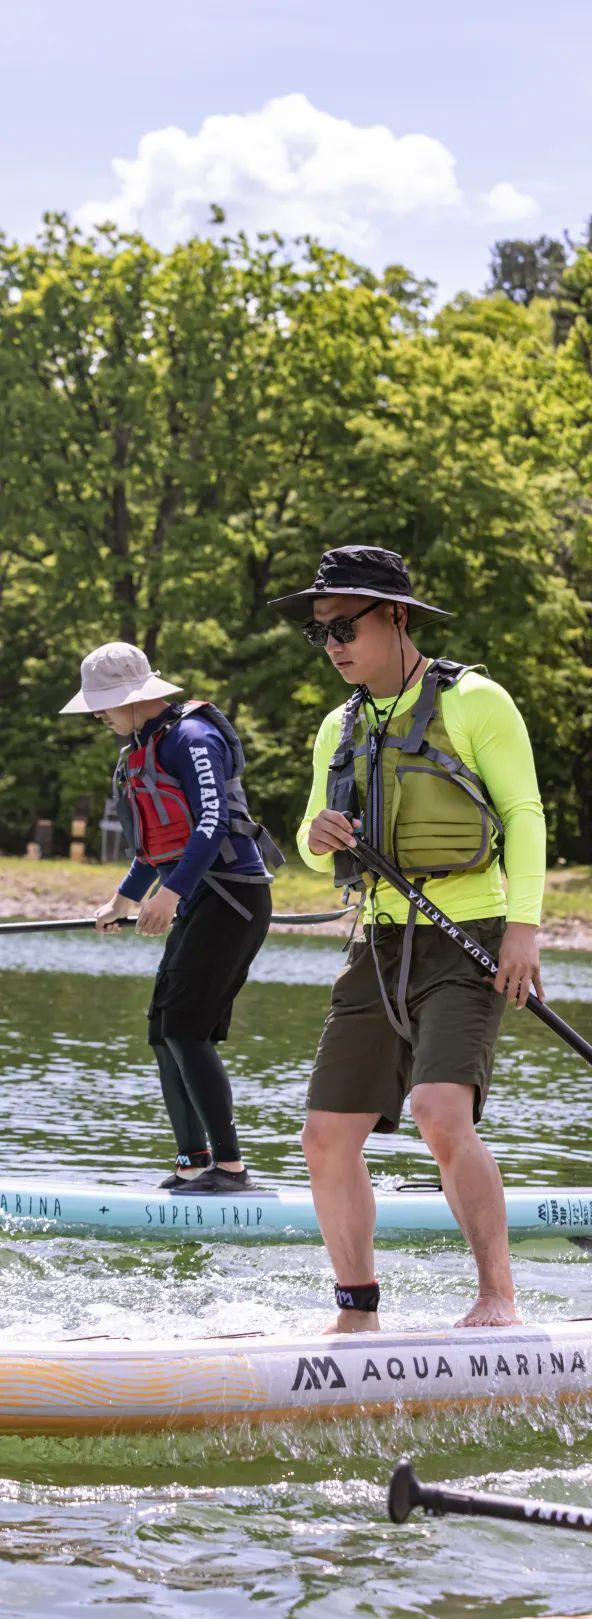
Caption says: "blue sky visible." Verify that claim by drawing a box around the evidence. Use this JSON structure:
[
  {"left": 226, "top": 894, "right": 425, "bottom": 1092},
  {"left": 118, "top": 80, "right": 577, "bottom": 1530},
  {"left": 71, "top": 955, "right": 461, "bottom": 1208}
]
[{"left": 2, "top": 0, "right": 590, "bottom": 302}]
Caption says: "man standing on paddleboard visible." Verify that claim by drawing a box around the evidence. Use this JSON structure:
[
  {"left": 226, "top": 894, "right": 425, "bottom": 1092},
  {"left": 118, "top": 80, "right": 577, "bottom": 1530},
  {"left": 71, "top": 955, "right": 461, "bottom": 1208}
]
[
  {"left": 270, "top": 546, "right": 546, "bottom": 1331},
  {"left": 61, "top": 643, "right": 282, "bottom": 1192}
]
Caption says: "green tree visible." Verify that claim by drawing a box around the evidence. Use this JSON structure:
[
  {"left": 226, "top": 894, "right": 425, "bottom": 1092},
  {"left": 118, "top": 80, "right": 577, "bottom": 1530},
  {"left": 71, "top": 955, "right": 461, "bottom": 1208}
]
[
  {"left": 0, "top": 216, "right": 590, "bottom": 861},
  {"left": 486, "top": 235, "right": 568, "bottom": 304},
  {"left": 0, "top": 220, "right": 415, "bottom": 846},
  {"left": 539, "top": 248, "right": 592, "bottom": 854},
  {"left": 336, "top": 292, "right": 589, "bottom": 855}
]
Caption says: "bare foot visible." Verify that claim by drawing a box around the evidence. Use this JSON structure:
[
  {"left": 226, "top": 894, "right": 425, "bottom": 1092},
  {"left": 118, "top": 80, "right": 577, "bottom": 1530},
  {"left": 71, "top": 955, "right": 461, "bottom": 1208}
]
[
  {"left": 322, "top": 1310, "right": 380, "bottom": 1335},
  {"left": 455, "top": 1294, "right": 521, "bottom": 1329}
]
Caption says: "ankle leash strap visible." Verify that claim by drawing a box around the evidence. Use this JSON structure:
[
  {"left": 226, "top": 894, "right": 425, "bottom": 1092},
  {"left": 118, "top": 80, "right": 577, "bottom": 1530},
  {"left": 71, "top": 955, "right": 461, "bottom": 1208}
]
[{"left": 334, "top": 1282, "right": 380, "bottom": 1312}]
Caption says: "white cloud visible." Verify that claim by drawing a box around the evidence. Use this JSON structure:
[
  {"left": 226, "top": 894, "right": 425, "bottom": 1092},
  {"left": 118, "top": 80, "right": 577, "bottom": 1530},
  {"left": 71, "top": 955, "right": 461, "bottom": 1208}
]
[
  {"left": 480, "top": 181, "right": 540, "bottom": 225},
  {"left": 77, "top": 92, "right": 463, "bottom": 252}
]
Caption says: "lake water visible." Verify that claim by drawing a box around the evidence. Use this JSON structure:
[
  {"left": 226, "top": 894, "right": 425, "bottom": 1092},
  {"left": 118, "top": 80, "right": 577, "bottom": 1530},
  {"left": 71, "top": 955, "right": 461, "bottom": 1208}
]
[{"left": 0, "top": 930, "right": 591, "bottom": 1618}]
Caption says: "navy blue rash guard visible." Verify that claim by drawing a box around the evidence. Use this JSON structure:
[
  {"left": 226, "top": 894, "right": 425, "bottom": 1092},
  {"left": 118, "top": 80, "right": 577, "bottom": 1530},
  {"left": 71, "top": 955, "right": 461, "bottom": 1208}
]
[{"left": 118, "top": 706, "right": 268, "bottom": 914}]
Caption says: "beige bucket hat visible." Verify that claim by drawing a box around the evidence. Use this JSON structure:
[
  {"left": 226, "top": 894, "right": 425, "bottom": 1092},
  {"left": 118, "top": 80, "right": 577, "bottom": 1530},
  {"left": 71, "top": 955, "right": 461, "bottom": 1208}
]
[{"left": 60, "top": 642, "right": 183, "bottom": 714}]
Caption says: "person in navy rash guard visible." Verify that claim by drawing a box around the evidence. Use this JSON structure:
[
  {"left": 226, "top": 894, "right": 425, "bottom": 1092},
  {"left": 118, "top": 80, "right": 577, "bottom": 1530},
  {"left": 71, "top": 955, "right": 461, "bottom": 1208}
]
[{"left": 61, "top": 642, "right": 278, "bottom": 1193}]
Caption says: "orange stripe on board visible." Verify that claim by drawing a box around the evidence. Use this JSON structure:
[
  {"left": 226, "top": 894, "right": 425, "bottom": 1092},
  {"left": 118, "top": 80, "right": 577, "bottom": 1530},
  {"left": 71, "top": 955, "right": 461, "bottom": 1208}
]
[{"left": 0, "top": 1388, "right": 588, "bottom": 1436}]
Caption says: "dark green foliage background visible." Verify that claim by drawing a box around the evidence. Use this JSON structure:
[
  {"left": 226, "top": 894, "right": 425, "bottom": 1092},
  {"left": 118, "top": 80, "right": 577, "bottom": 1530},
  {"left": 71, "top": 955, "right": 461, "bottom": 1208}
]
[{"left": 0, "top": 217, "right": 590, "bottom": 858}]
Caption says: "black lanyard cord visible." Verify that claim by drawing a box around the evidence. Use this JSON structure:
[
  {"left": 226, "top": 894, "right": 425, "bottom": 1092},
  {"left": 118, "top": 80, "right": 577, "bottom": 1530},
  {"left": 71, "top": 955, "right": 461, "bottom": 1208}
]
[{"left": 361, "top": 645, "right": 424, "bottom": 808}]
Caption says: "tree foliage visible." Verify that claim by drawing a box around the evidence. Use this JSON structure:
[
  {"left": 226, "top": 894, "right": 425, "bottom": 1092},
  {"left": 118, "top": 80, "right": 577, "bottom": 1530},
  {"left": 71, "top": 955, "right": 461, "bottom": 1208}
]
[
  {"left": 486, "top": 235, "right": 568, "bottom": 305},
  {"left": 0, "top": 216, "right": 590, "bottom": 860}
]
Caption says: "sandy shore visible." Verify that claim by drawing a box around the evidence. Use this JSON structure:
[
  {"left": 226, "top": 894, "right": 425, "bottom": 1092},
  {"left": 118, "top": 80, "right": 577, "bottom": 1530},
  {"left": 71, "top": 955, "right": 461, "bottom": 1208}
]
[{"left": 0, "top": 868, "right": 590, "bottom": 950}]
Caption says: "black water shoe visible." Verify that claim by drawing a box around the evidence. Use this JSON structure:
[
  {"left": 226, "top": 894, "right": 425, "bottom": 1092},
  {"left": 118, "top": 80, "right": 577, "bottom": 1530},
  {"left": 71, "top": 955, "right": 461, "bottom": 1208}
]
[
  {"left": 159, "top": 1172, "right": 194, "bottom": 1189},
  {"left": 181, "top": 1165, "right": 258, "bottom": 1195},
  {"left": 159, "top": 1152, "right": 213, "bottom": 1189}
]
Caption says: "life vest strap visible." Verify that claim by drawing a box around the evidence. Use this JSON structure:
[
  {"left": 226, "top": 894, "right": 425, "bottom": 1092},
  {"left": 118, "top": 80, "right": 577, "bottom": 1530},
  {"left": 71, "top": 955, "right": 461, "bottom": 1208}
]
[
  {"left": 394, "top": 668, "right": 441, "bottom": 753},
  {"left": 219, "top": 835, "right": 238, "bottom": 864},
  {"left": 417, "top": 742, "right": 484, "bottom": 793},
  {"left": 204, "top": 868, "right": 275, "bottom": 922},
  {"left": 203, "top": 872, "right": 254, "bottom": 921},
  {"left": 329, "top": 659, "right": 469, "bottom": 775},
  {"left": 382, "top": 734, "right": 484, "bottom": 791},
  {"left": 329, "top": 686, "right": 366, "bottom": 771},
  {"left": 136, "top": 769, "right": 174, "bottom": 827},
  {"left": 367, "top": 886, "right": 422, "bottom": 1045},
  {"left": 397, "top": 901, "right": 419, "bottom": 1040}
]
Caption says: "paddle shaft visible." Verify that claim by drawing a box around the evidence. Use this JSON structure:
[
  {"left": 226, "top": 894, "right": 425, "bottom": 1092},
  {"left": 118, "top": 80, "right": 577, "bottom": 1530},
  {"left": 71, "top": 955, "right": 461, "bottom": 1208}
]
[
  {"left": 0, "top": 908, "right": 353, "bottom": 934},
  {"left": 352, "top": 833, "right": 592, "bottom": 1068},
  {"left": 389, "top": 1459, "right": 592, "bottom": 1533}
]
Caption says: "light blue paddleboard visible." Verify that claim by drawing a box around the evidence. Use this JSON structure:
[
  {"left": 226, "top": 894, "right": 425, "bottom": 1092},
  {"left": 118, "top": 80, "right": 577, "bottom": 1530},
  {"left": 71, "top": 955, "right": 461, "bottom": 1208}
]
[{"left": 0, "top": 1177, "right": 591, "bottom": 1241}]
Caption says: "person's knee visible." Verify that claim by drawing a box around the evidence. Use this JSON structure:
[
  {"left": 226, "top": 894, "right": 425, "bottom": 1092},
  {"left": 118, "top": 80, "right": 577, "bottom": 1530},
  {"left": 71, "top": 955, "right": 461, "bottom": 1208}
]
[
  {"left": 410, "top": 1085, "right": 473, "bottom": 1165},
  {"left": 302, "top": 1111, "right": 352, "bottom": 1175},
  {"left": 302, "top": 1111, "right": 371, "bottom": 1175},
  {"left": 302, "top": 1113, "right": 331, "bottom": 1172}
]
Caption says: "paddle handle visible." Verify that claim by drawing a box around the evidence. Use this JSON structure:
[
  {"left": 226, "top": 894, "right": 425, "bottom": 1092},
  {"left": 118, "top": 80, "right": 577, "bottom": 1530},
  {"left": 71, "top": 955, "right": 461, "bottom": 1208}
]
[
  {"left": 352, "top": 833, "right": 592, "bottom": 1069},
  {"left": 389, "top": 1459, "right": 592, "bottom": 1533}
]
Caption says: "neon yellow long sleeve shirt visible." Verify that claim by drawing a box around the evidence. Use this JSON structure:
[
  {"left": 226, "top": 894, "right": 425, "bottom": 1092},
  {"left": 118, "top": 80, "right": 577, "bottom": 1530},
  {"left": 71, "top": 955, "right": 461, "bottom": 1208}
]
[{"left": 296, "top": 668, "right": 546, "bottom": 926}]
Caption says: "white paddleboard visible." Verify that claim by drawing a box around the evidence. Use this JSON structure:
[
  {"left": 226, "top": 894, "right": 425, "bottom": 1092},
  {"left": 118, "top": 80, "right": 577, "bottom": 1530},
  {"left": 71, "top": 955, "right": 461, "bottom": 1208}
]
[
  {"left": 0, "top": 1320, "right": 589, "bottom": 1433},
  {"left": 0, "top": 1177, "right": 591, "bottom": 1241}
]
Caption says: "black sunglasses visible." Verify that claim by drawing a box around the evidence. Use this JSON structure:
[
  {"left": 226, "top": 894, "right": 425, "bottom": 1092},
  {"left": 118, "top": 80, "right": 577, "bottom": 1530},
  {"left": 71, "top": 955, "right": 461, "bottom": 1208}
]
[{"left": 302, "top": 600, "right": 383, "bottom": 648}]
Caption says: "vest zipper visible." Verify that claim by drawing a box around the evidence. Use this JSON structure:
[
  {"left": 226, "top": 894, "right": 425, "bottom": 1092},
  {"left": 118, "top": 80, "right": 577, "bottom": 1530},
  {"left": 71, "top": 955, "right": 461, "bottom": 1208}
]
[
  {"left": 367, "top": 732, "right": 376, "bottom": 847},
  {"left": 368, "top": 729, "right": 385, "bottom": 852}
]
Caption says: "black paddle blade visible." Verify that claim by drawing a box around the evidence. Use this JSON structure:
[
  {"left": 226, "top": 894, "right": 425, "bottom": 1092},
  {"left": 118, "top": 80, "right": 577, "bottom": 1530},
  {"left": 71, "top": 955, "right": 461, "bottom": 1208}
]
[
  {"left": 388, "top": 1459, "right": 421, "bottom": 1524},
  {"left": 388, "top": 1461, "right": 592, "bottom": 1533}
]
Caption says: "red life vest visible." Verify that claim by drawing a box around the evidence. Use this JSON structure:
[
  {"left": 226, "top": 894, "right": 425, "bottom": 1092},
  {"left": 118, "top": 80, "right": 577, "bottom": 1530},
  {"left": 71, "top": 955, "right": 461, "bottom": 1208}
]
[
  {"left": 116, "top": 703, "right": 199, "bottom": 867},
  {"left": 114, "top": 701, "right": 281, "bottom": 875}
]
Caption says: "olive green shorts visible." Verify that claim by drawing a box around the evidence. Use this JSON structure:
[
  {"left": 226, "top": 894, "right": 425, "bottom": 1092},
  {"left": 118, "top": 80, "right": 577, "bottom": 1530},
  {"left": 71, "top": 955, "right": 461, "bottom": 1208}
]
[{"left": 307, "top": 916, "right": 507, "bottom": 1131}]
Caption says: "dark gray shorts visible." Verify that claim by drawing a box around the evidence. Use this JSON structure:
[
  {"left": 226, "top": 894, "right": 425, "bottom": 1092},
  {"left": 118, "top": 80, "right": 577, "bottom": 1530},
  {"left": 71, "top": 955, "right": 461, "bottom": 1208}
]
[{"left": 307, "top": 916, "right": 507, "bottom": 1131}]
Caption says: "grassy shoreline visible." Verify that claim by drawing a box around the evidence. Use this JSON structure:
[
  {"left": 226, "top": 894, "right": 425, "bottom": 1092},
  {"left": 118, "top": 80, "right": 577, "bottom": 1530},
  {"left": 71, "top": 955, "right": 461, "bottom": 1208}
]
[{"left": 0, "top": 856, "right": 591, "bottom": 947}]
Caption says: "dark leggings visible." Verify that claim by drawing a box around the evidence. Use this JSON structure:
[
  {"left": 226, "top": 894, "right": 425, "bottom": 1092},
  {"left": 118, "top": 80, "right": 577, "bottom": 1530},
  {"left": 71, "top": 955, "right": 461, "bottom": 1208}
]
[
  {"left": 148, "top": 883, "right": 272, "bottom": 1165},
  {"left": 152, "top": 1033, "right": 241, "bottom": 1164}
]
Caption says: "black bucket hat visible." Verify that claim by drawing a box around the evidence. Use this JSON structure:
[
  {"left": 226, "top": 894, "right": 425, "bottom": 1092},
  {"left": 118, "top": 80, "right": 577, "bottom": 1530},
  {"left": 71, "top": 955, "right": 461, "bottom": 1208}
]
[{"left": 268, "top": 546, "right": 451, "bottom": 631}]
